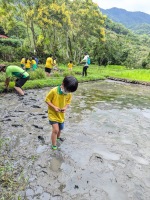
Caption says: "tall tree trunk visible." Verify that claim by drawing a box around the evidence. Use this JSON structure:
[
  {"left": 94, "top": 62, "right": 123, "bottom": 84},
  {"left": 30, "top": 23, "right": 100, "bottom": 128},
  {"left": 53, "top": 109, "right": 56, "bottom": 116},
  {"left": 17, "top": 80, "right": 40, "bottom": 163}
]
[
  {"left": 66, "top": 33, "right": 69, "bottom": 59},
  {"left": 30, "top": 20, "right": 36, "bottom": 53},
  {"left": 68, "top": 36, "right": 73, "bottom": 59},
  {"left": 26, "top": 25, "right": 32, "bottom": 48}
]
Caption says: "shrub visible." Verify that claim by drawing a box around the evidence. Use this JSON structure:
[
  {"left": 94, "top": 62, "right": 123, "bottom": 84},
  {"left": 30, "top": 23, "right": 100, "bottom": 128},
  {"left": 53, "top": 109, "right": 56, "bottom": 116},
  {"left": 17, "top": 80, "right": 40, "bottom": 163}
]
[
  {"left": 62, "top": 70, "right": 75, "bottom": 77},
  {"left": 0, "top": 72, "right": 5, "bottom": 82},
  {"left": 0, "top": 46, "right": 16, "bottom": 61},
  {"left": 0, "top": 38, "right": 21, "bottom": 47},
  {"left": 52, "top": 71, "right": 61, "bottom": 77},
  {"left": 28, "top": 68, "right": 46, "bottom": 80}
]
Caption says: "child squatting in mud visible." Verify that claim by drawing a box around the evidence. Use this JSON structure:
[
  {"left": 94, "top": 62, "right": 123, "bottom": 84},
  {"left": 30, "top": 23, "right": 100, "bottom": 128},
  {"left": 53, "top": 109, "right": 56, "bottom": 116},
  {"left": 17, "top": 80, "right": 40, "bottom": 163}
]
[{"left": 45, "top": 76, "right": 78, "bottom": 150}]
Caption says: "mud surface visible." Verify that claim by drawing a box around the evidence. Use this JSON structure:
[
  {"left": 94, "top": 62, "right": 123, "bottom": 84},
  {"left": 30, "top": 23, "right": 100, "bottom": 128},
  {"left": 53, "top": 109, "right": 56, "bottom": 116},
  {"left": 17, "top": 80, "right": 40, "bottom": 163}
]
[{"left": 0, "top": 80, "right": 150, "bottom": 200}]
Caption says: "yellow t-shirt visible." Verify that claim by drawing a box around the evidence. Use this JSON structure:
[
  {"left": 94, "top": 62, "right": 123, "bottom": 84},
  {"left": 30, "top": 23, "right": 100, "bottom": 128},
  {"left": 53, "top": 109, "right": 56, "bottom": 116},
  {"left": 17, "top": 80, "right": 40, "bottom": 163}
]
[
  {"left": 45, "top": 57, "right": 53, "bottom": 69},
  {"left": 68, "top": 63, "right": 73, "bottom": 68},
  {"left": 31, "top": 59, "right": 36, "bottom": 65},
  {"left": 25, "top": 59, "right": 31, "bottom": 68},
  {"left": 45, "top": 86, "right": 72, "bottom": 123},
  {"left": 20, "top": 58, "right": 25, "bottom": 64}
]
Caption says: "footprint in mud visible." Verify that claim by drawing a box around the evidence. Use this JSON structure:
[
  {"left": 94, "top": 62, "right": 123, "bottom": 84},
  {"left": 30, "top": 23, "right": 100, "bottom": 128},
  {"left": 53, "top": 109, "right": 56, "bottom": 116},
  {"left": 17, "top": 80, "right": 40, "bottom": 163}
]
[
  {"left": 38, "top": 136, "right": 45, "bottom": 144},
  {"left": 31, "top": 105, "right": 41, "bottom": 108},
  {"left": 33, "top": 125, "right": 43, "bottom": 129}
]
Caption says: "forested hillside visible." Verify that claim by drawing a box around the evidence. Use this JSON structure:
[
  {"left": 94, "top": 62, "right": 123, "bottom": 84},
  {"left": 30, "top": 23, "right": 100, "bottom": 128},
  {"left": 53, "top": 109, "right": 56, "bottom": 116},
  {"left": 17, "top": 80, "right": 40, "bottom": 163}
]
[
  {"left": 0, "top": 0, "right": 150, "bottom": 69},
  {"left": 100, "top": 7, "right": 150, "bottom": 25},
  {"left": 100, "top": 7, "right": 150, "bottom": 35},
  {"left": 129, "top": 24, "right": 150, "bottom": 35}
]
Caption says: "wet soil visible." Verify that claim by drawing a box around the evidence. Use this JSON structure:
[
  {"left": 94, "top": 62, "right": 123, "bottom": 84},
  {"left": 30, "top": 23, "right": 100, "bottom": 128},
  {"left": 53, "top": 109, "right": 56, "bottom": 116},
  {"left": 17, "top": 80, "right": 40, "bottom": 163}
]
[
  {"left": 0, "top": 80, "right": 150, "bottom": 200},
  {"left": 107, "top": 77, "right": 150, "bottom": 86}
]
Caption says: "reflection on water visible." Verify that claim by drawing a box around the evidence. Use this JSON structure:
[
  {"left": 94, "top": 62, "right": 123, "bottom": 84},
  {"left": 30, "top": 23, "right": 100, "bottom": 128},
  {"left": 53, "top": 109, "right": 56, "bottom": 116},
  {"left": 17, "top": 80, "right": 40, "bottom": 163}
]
[
  {"left": 71, "top": 81, "right": 150, "bottom": 122},
  {"left": 62, "top": 81, "right": 150, "bottom": 199}
]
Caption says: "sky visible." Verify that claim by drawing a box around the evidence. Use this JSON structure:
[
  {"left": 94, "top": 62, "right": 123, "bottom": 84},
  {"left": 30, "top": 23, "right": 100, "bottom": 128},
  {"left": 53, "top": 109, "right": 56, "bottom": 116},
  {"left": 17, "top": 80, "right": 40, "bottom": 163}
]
[{"left": 93, "top": 0, "right": 150, "bottom": 15}]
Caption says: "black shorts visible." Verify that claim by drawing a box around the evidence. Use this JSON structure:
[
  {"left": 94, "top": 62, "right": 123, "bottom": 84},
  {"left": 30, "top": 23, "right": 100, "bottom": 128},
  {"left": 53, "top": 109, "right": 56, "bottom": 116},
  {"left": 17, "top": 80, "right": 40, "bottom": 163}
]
[
  {"left": 83, "top": 65, "right": 88, "bottom": 69},
  {"left": 45, "top": 68, "right": 52, "bottom": 73},
  {"left": 15, "top": 76, "right": 29, "bottom": 88}
]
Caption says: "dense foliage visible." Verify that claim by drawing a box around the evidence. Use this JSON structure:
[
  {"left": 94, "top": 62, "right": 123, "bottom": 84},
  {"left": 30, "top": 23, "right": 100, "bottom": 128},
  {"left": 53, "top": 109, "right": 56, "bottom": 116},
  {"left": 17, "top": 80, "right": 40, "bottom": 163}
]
[
  {"left": 129, "top": 24, "right": 150, "bottom": 35},
  {"left": 0, "top": 0, "right": 150, "bottom": 68},
  {"left": 0, "top": 0, "right": 105, "bottom": 63}
]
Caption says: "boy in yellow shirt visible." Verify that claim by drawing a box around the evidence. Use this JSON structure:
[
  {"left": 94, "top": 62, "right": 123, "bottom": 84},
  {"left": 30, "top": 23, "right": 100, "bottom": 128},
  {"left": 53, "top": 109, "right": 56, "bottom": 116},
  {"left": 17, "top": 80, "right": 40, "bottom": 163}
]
[
  {"left": 20, "top": 57, "right": 25, "bottom": 69},
  {"left": 45, "top": 76, "right": 78, "bottom": 150},
  {"left": 45, "top": 54, "right": 53, "bottom": 76},
  {"left": 68, "top": 60, "right": 73, "bottom": 71},
  {"left": 25, "top": 58, "right": 31, "bottom": 71}
]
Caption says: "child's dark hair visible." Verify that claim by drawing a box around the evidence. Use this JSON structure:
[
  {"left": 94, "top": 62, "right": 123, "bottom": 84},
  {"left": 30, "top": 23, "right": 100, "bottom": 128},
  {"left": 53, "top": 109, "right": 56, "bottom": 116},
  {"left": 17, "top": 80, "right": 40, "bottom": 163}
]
[
  {"left": 70, "top": 60, "right": 72, "bottom": 63},
  {"left": 63, "top": 76, "right": 78, "bottom": 92},
  {"left": 25, "top": 58, "right": 29, "bottom": 63},
  {"left": 0, "top": 64, "right": 7, "bottom": 72}
]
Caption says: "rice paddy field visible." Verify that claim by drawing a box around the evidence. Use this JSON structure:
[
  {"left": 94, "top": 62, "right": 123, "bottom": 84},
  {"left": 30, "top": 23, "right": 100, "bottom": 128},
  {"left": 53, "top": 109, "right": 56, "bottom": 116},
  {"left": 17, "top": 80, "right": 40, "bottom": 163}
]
[{"left": 0, "top": 64, "right": 150, "bottom": 93}]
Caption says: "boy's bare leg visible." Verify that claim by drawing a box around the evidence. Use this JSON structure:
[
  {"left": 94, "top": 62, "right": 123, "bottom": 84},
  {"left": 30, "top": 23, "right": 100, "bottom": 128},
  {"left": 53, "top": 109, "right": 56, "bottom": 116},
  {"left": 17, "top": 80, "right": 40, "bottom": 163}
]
[
  {"left": 57, "top": 130, "right": 61, "bottom": 139},
  {"left": 51, "top": 124, "right": 59, "bottom": 146},
  {"left": 46, "top": 72, "right": 50, "bottom": 77},
  {"left": 14, "top": 86, "right": 24, "bottom": 96}
]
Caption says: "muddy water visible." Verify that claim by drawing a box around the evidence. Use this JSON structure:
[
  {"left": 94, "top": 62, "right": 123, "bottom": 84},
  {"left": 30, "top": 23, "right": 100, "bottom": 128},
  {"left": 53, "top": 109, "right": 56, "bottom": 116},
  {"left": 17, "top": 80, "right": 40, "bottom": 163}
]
[{"left": 0, "top": 80, "right": 150, "bottom": 200}]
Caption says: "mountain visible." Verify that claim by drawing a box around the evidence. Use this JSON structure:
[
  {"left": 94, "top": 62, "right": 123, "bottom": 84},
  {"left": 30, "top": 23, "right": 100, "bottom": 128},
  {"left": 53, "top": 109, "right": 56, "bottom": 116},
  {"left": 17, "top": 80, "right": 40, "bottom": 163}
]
[
  {"left": 100, "top": 7, "right": 150, "bottom": 35},
  {"left": 129, "top": 23, "right": 150, "bottom": 35}
]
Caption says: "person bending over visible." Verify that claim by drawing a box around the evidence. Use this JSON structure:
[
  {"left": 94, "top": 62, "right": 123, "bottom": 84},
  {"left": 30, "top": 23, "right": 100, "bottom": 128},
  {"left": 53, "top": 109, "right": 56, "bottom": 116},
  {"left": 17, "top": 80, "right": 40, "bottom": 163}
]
[{"left": 0, "top": 64, "right": 29, "bottom": 96}]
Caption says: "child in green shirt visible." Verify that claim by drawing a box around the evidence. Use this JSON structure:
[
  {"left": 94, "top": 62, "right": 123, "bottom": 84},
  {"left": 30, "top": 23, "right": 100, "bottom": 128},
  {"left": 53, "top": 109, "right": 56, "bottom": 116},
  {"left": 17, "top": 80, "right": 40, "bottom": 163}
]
[{"left": 0, "top": 64, "right": 29, "bottom": 96}]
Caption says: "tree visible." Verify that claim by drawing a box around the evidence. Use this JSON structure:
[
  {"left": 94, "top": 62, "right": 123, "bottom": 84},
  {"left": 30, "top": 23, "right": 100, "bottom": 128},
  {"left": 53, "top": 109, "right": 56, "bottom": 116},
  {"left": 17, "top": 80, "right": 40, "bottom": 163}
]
[{"left": 0, "top": 0, "right": 107, "bottom": 62}]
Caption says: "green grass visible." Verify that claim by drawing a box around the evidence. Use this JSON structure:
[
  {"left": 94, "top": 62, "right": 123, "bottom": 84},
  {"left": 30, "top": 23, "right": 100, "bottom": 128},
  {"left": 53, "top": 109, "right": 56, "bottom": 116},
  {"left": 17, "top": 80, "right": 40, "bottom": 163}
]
[
  {"left": 99, "top": 65, "right": 150, "bottom": 82},
  {"left": 0, "top": 64, "right": 150, "bottom": 93}
]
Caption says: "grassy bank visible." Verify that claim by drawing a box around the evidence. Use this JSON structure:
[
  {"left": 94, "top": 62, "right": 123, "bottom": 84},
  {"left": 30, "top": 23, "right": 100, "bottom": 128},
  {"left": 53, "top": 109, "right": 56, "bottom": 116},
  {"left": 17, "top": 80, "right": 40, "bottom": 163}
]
[
  {"left": 99, "top": 65, "right": 150, "bottom": 82},
  {"left": 0, "top": 64, "right": 150, "bottom": 93}
]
